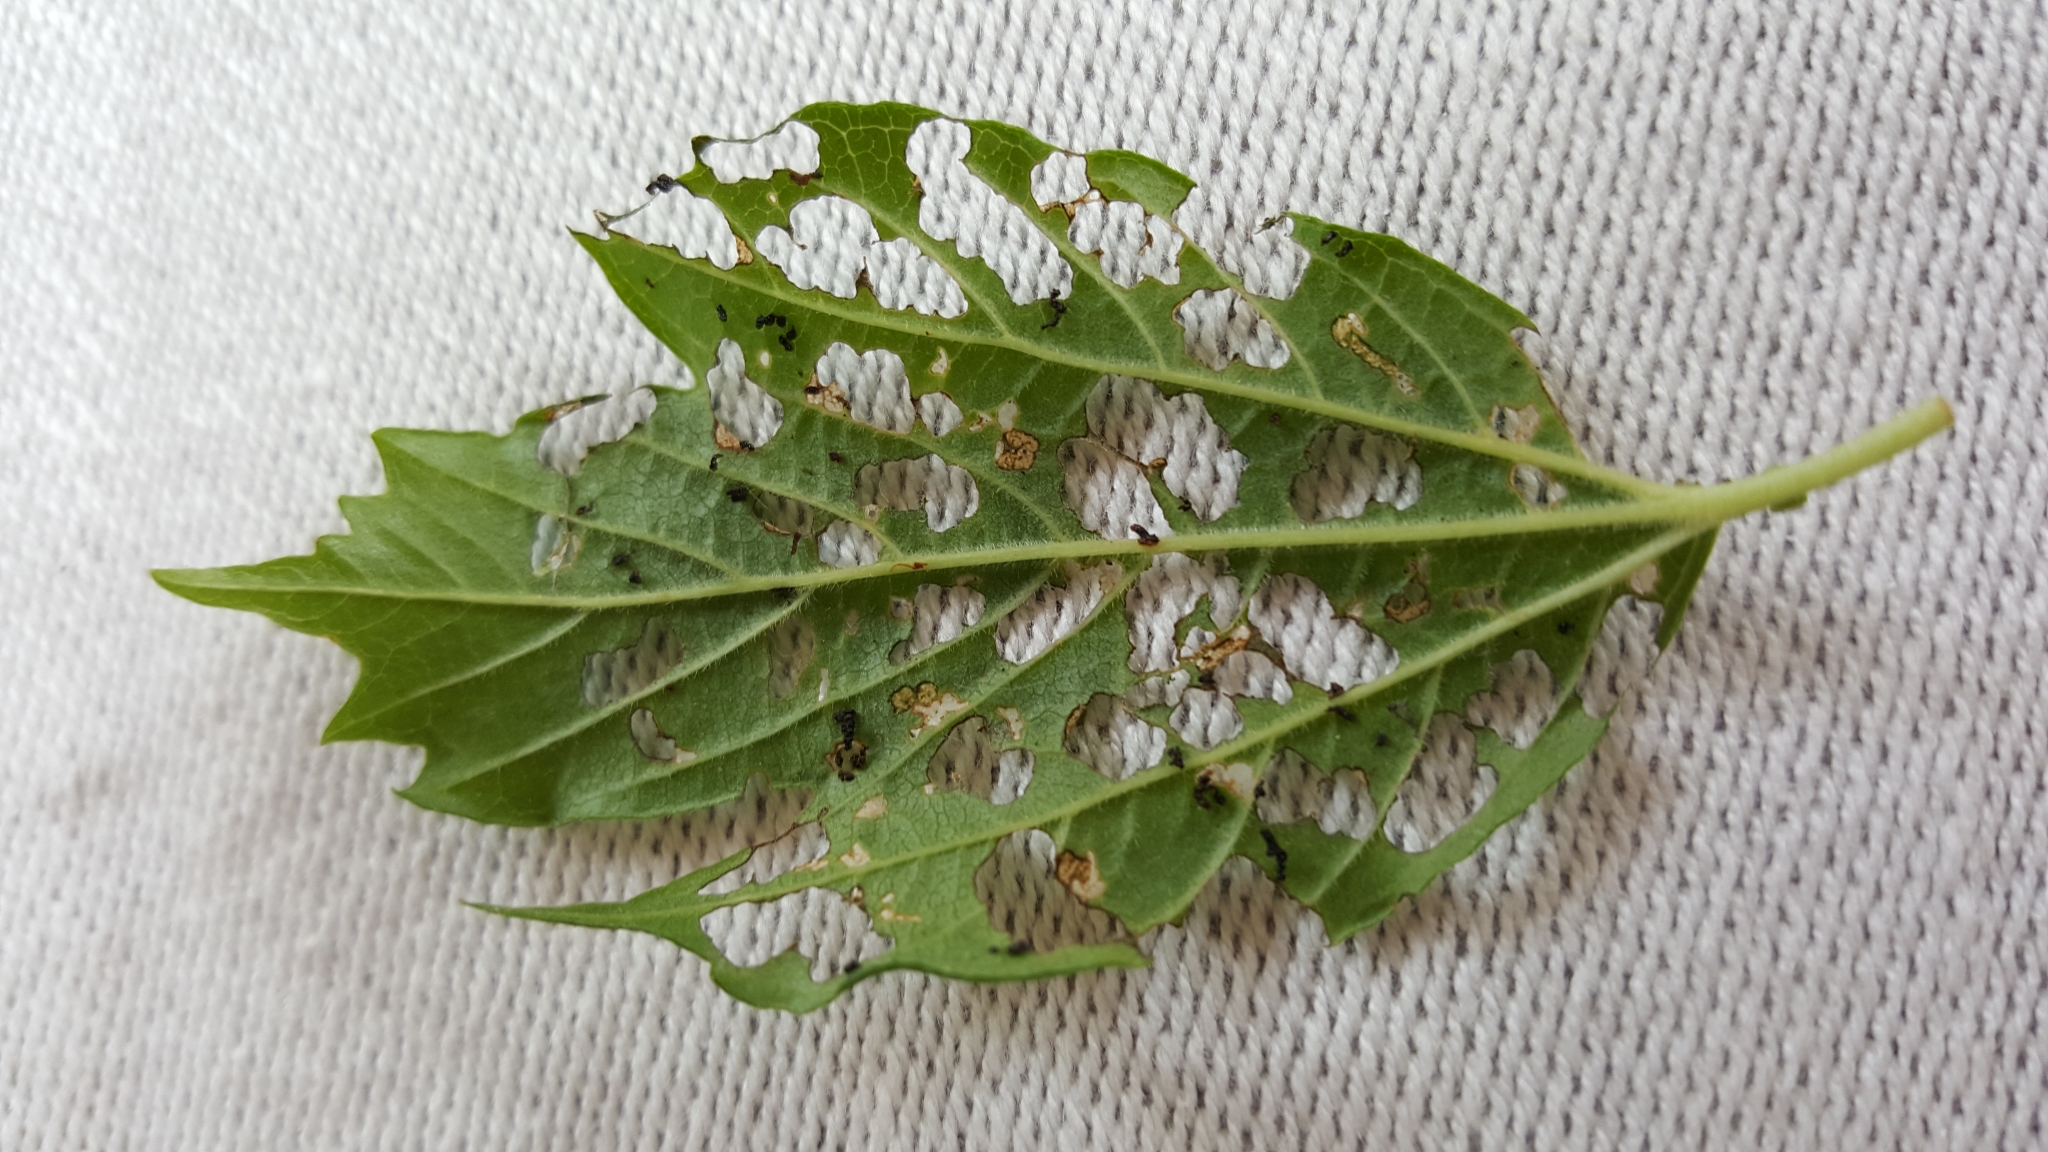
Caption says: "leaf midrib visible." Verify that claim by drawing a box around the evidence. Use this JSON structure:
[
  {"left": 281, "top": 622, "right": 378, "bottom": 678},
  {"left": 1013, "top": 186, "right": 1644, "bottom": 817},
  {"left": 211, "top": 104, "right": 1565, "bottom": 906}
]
[{"left": 617, "top": 235, "right": 1666, "bottom": 496}]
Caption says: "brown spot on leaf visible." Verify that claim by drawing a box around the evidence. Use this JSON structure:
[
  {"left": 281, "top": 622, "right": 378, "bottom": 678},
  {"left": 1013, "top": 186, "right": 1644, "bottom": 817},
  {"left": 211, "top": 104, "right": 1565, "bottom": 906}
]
[
  {"left": 854, "top": 795, "right": 888, "bottom": 820},
  {"left": 733, "top": 234, "right": 755, "bottom": 265},
  {"left": 1331, "top": 312, "right": 1416, "bottom": 396},
  {"left": 1188, "top": 625, "right": 1251, "bottom": 673},
  {"left": 1054, "top": 849, "right": 1106, "bottom": 903},
  {"left": 890, "top": 681, "right": 972, "bottom": 737},
  {"left": 713, "top": 422, "right": 745, "bottom": 451},
  {"left": 996, "top": 428, "right": 1040, "bottom": 471},
  {"left": 1383, "top": 552, "right": 1432, "bottom": 624},
  {"left": 802, "top": 373, "right": 850, "bottom": 415}
]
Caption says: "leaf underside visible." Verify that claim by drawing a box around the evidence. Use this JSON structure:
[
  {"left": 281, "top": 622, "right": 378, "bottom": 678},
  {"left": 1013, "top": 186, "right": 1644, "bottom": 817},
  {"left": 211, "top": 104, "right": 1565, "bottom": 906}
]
[{"left": 156, "top": 101, "right": 1938, "bottom": 1012}]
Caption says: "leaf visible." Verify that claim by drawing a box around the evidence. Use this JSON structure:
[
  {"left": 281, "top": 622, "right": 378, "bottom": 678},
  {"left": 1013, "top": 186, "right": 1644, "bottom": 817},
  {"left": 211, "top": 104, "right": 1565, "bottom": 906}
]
[{"left": 154, "top": 102, "right": 1950, "bottom": 1012}]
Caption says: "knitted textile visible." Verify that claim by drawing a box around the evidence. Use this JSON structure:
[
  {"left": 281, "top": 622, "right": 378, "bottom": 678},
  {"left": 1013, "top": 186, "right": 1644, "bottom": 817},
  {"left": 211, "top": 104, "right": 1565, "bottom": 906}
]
[{"left": 3, "top": 2, "right": 2042, "bottom": 1148}]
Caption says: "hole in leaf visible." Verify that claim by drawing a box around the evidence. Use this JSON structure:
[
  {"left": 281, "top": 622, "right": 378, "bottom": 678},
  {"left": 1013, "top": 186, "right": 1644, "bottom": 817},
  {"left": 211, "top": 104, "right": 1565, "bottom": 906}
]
[
  {"left": 1247, "top": 573, "right": 1400, "bottom": 694},
  {"left": 1511, "top": 463, "right": 1569, "bottom": 509},
  {"left": 1172, "top": 186, "right": 1310, "bottom": 299},
  {"left": 1124, "top": 670, "right": 1189, "bottom": 710},
  {"left": 756, "top": 196, "right": 876, "bottom": 299},
  {"left": 700, "top": 889, "right": 894, "bottom": 982},
  {"left": 615, "top": 184, "right": 741, "bottom": 269},
  {"left": 1288, "top": 425, "right": 1422, "bottom": 522},
  {"left": 537, "top": 387, "right": 659, "bottom": 476},
  {"left": 1491, "top": 403, "right": 1540, "bottom": 443},
  {"left": 1169, "top": 687, "right": 1243, "bottom": 749},
  {"left": 1463, "top": 649, "right": 1560, "bottom": 750},
  {"left": 1173, "top": 287, "right": 1291, "bottom": 370},
  {"left": 902, "top": 582, "right": 987, "bottom": 659},
  {"left": 706, "top": 338, "right": 783, "bottom": 449},
  {"left": 853, "top": 455, "right": 980, "bottom": 532},
  {"left": 905, "top": 119, "right": 1072, "bottom": 305},
  {"left": 1063, "top": 692, "right": 1167, "bottom": 780},
  {"left": 1255, "top": 750, "right": 1375, "bottom": 840},
  {"left": 1069, "top": 199, "right": 1183, "bottom": 288},
  {"left": 582, "top": 620, "right": 686, "bottom": 707},
  {"left": 1028, "top": 151, "right": 1091, "bottom": 208},
  {"left": 700, "top": 120, "right": 821, "bottom": 183},
  {"left": 1085, "top": 375, "right": 1246, "bottom": 520},
  {"left": 1125, "top": 553, "right": 1241, "bottom": 673},
  {"left": 1384, "top": 715, "right": 1495, "bottom": 853},
  {"left": 865, "top": 237, "right": 969, "bottom": 318},
  {"left": 765, "top": 615, "right": 816, "bottom": 700},
  {"left": 813, "top": 342, "right": 914, "bottom": 433},
  {"left": 994, "top": 561, "right": 1123, "bottom": 665},
  {"left": 816, "top": 521, "right": 881, "bottom": 568},
  {"left": 530, "top": 513, "right": 582, "bottom": 577},
  {"left": 700, "top": 819, "right": 831, "bottom": 895},
  {"left": 1210, "top": 650, "right": 1292, "bottom": 705},
  {"left": 974, "top": 830, "right": 1127, "bottom": 953},
  {"left": 916, "top": 391, "right": 963, "bottom": 436},
  {"left": 1058, "top": 438, "right": 1172, "bottom": 542},
  {"left": 628, "top": 707, "right": 697, "bottom": 765},
  {"left": 924, "top": 715, "right": 1034, "bottom": 805}
]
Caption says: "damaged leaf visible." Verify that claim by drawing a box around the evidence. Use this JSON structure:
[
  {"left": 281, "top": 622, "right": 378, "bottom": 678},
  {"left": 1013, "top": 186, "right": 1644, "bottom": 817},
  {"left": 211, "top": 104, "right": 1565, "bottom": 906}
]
[{"left": 155, "top": 102, "right": 1950, "bottom": 1012}]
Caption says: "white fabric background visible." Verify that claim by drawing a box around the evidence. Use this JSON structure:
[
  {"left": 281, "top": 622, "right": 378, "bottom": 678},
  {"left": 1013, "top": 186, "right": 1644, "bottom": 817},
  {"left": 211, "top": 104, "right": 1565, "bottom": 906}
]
[{"left": 3, "top": 2, "right": 2042, "bottom": 1148}]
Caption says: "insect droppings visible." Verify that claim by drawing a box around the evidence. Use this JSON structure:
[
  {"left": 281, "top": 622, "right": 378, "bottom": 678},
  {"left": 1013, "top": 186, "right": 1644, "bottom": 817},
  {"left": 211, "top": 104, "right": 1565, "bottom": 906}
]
[
  {"left": 1131, "top": 524, "right": 1160, "bottom": 546},
  {"left": 1260, "top": 829, "right": 1289, "bottom": 882},
  {"left": 1041, "top": 287, "right": 1068, "bottom": 330},
  {"left": 716, "top": 304, "right": 728, "bottom": 322},
  {"left": 1336, "top": 239, "right": 1354, "bottom": 257},
  {"left": 726, "top": 485, "right": 750, "bottom": 503},
  {"left": 1320, "top": 230, "right": 1337, "bottom": 245}
]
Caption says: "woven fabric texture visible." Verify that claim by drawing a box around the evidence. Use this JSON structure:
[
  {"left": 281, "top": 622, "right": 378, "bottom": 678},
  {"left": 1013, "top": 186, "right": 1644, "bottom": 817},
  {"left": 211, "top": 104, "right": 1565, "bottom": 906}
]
[{"left": 3, "top": 2, "right": 2042, "bottom": 1148}]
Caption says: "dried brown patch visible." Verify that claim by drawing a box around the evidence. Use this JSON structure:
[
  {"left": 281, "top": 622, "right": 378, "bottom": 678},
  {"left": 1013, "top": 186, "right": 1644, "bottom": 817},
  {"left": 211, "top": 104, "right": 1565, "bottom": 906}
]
[
  {"left": 1332, "top": 311, "right": 1416, "bottom": 396},
  {"left": 1383, "top": 552, "right": 1433, "bottom": 624},
  {"left": 890, "top": 681, "right": 971, "bottom": 737},
  {"left": 1189, "top": 625, "right": 1252, "bottom": 672},
  {"left": 802, "top": 373, "right": 850, "bottom": 415},
  {"left": 996, "top": 428, "right": 1040, "bottom": 471},
  {"left": 713, "top": 422, "right": 745, "bottom": 451},
  {"left": 733, "top": 234, "right": 755, "bottom": 265},
  {"left": 1054, "top": 849, "right": 1107, "bottom": 903}
]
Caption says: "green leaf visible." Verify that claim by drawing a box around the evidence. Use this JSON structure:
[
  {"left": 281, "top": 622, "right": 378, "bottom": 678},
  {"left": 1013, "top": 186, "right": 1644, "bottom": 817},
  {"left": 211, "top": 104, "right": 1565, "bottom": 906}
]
[{"left": 154, "top": 101, "right": 1950, "bottom": 1012}]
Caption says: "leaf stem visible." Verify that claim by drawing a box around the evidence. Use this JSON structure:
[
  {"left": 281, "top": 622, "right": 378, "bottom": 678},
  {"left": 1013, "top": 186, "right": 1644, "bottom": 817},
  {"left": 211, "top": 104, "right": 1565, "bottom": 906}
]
[{"left": 1639, "top": 396, "right": 1953, "bottom": 525}]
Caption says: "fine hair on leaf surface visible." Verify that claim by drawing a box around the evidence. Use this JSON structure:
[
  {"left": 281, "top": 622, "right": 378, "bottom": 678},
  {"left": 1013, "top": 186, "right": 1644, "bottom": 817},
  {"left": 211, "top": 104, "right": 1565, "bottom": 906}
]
[{"left": 155, "top": 101, "right": 1951, "bottom": 1013}]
